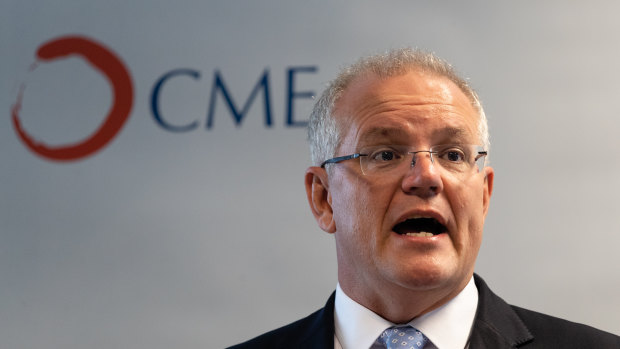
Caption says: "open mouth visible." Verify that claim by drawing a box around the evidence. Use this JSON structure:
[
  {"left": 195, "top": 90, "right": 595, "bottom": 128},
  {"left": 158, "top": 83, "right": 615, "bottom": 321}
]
[{"left": 393, "top": 217, "right": 447, "bottom": 237}]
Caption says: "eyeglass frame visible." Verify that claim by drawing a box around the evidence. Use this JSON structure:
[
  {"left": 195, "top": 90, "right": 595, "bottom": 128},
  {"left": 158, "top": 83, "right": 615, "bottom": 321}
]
[{"left": 319, "top": 145, "right": 488, "bottom": 174}]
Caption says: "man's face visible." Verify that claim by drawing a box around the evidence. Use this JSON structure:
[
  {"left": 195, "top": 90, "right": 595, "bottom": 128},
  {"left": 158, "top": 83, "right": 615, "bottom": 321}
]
[{"left": 307, "top": 70, "right": 494, "bottom": 308}]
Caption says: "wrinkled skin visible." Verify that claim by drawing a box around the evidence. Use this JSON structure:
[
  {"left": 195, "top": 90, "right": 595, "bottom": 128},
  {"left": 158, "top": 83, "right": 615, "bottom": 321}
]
[{"left": 305, "top": 70, "right": 494, "bottom": 322}]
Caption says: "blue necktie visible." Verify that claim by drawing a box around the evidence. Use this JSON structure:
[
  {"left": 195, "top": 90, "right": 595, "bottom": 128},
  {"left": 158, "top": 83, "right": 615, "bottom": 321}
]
[{"left": 375, "top": 325, "right": 428, "bottom": 349}]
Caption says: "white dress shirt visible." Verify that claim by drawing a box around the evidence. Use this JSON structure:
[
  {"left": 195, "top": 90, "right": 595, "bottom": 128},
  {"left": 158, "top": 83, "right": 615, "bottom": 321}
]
[{"left": 334, "top": 276, "right": 478, "bottom": 349}]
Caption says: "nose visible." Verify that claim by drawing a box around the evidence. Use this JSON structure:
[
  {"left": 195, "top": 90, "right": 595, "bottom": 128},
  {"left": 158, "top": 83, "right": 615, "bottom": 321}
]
[{"left": 400, "top": 151, "right": 443, "bottom": 197}]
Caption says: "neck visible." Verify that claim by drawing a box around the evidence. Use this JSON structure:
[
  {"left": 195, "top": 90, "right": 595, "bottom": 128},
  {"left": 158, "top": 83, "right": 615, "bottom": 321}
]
[{"left": 338, "top": 274, "right": 471, "bottom": 323}]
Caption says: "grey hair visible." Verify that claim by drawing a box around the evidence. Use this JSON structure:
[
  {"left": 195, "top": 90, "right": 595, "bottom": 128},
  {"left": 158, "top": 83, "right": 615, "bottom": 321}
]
[{"left": 308, "top": 48, "right": 489, "bottom": 166}]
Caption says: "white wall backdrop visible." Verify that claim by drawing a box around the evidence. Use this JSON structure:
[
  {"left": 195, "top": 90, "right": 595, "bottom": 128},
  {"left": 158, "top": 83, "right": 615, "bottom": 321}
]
[{"left": 2, "top": 1, "right": 619, "bottom": 348}]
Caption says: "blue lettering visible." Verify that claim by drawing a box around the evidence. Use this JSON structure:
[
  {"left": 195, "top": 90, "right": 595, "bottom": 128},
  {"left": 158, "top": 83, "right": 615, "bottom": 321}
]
[
  {"left": 151, "top": 69, "right": 201, "bottom": 132},
  {"left": 206, "top": 69, "right": 272, "bottom": 128},
  {"left": 286, "top": 66, "right": 317, "bottom": 127}
]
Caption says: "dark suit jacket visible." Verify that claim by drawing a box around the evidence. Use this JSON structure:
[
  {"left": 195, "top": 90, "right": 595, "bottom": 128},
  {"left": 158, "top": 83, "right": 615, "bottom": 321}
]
[{"left": 228, "top": 275, "right": 620, "bottom": 348}]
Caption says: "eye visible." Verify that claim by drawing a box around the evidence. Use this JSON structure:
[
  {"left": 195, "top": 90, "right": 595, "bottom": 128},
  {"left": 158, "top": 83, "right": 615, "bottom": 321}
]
[
  {"left": 366, "top": 146, "right": 405, "bottom": 163},
  {"left": 376, "top": 150, "right": 395, "bottom": 161},
  {"left": 436, "top": 146, "right": 467, "bottom": 163}
]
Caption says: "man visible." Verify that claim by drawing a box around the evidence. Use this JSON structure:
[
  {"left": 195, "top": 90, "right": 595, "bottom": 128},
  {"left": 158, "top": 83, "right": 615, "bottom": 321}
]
[{"left": 228, "top": 48, "right": 620, "bottom": 348}]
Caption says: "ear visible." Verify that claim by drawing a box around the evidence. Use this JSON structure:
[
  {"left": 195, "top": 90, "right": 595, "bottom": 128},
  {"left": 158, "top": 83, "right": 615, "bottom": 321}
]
[
  {"left": 305, "top": 166, "right": 336, "bottom": 234},
  {"left": 482, "top": 166, "right": 494, "bottom": 217}
]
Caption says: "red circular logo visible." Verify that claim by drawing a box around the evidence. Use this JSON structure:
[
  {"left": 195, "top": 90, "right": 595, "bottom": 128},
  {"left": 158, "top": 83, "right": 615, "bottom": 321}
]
[{"left": 12, "top": 35, "right": 134, "bottom": 161}]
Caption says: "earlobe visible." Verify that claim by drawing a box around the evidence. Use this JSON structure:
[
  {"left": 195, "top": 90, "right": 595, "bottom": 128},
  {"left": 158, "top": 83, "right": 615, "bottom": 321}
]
[{"left": 305, "top": 167, "right": 336, "bottom": 234}]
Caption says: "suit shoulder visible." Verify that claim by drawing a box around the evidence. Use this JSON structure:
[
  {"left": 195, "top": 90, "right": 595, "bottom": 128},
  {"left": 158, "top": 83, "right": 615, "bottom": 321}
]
[{"left": 511, "top": 305, "right": 620, "bottom": 347}]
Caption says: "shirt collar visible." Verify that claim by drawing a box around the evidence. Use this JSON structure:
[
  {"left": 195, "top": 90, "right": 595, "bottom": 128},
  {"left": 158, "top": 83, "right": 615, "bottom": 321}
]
[
  {"left": 334, "top": 283, "right": 392, "bottom": 349},
  {"left": 334, "top": 276, "right": 478, "bottom": 349}
]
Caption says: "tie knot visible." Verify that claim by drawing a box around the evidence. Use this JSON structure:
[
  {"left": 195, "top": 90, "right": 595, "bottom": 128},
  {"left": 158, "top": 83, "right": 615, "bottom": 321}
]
[{"left": 375, "top": 325, "right": 428, "bottom": 349}]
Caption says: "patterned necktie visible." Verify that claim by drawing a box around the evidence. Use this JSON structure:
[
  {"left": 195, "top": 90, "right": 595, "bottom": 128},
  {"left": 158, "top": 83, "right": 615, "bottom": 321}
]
[{"left": 375, "top": 325, "right": 428, "bottom": 349}]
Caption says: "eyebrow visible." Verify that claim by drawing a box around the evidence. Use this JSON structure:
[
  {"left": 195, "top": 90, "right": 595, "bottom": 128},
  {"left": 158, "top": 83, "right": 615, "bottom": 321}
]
[
  {"left": 358, "top": 127, "right": 411, "bottom": 144},
  {"left": 438, "top": 127, "right": 470, "bottom": 142},
  {"left": 357, "top": 126, "right": 472, "bottom": 145}
]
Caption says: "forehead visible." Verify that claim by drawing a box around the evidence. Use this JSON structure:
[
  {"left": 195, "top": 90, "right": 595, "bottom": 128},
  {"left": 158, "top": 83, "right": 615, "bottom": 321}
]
[{"left": 333, "top": 71, "right": 480, "bottom": 147}]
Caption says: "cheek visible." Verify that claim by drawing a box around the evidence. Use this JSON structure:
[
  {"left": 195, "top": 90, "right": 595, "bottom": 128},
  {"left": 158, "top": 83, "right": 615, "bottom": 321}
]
[
  {"left": 330, "top": 176, "right": 365, "bottom": 233},
  {"left": 331, "top": 184, "right": 375, "bottom": 262},
  {"left": 331, "top": 177, "right": 392, "bottom": 240},
  {"left": 450, "top": 181, "right": 486, "bottom": 244}
]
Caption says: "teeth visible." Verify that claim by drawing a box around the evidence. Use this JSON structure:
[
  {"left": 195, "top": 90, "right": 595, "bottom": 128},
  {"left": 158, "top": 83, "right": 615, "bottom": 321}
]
[
  {"left": 404, "top": 232, "right": 434, "bottom": 237},
  {"left": 406, "top": 215, "right": 426, "bottom": 220}
]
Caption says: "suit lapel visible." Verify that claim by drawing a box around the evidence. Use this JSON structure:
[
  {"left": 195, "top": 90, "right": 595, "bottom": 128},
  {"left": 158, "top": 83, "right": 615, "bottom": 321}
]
[
  {"left": 469, "top": 275, "right": 534, "bottom": 348},
  {"left": 296, "top": 292, "right": 336, "bottom": 349}
]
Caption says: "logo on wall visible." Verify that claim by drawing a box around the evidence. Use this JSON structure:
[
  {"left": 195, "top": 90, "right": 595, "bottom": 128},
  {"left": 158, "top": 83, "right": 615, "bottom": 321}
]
[
  {"left": 11, "top": 35, "right": 134, "bottom": 162},
  {"left": 12, "top": 35, "right": 317, "bottom": 162}
]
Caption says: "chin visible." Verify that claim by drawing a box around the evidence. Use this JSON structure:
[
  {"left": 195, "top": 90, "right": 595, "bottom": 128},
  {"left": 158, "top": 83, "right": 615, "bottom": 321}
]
[{"left": 392, "top": 262, "right": 461, "bottom": 291}]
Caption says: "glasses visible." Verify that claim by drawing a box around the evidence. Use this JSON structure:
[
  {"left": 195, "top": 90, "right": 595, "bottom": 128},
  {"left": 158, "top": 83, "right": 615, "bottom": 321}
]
[{"left": 320, "top": 144, "right": 487, "bottom": 177}]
